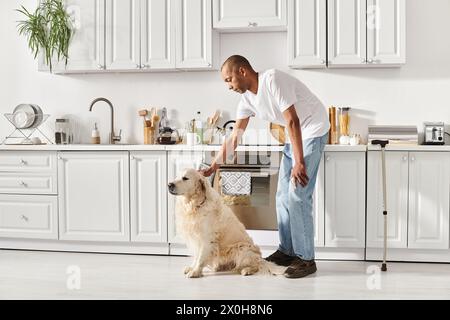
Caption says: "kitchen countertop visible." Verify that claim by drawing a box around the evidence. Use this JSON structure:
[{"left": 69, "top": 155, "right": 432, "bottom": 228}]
[
  {"left": 3, "top": 144, "right": 448, "bottom": 152},
  {"left": 0, "top": 144, "right": 285, "bottom": 152},
  {"left": 323, "top": 145, "right": 367, "bottom": 152},
  {"left": 367, "top": 144, "right": 450, "bottom": 151},
  {"left": 0, "top": 144, "right": 368, "bottom": 152}
]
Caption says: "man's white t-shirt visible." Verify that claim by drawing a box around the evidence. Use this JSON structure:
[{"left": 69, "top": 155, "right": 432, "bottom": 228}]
[{"left": 236, "top": 69, "right": 330, "bottom": 141}]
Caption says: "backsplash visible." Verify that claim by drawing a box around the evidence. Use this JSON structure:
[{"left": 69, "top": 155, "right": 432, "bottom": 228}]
[{"left": 1, "top": 0, "right": 449, "bottom": 145}]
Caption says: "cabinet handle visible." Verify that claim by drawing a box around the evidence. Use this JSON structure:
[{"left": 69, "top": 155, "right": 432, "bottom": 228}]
[
  {"left": 248, "top": 22, "right": 258, "bottom": 27},
  {"left": 326, "top": 156, "right": 331, "bottom": 162},
  {"left": 20, "top": 159, "right": 27, "bottom": 166},
  {"left": 21, "top": 215, "right": 29, "bottom": 222},
  {"left": 207, "top": 63, "right": 212, "bottom": 67},
  {"left": 367, "top": 59, "right": 374, "bottom": 64},
  {"left": 143, "top": 64, "right": 150, "bottom": 69},
  {"left": 131, "top": 156, "right": 135, "bottom": 160},
  {"left": 321, "top": 60, "right": 326, "bottom": 65},
  {"left": 362, "top": 59, "right": 367, "bottom": 64},
  {"left": 402, "top": 156, "right": 407, "bottom": 162},
  {"left": 19, "top": 181, "right": 27, "bottom": 187},
  {"left": 97, "top": 64, "right": 105, "bottom": 70},
  {"left": 58, "top": 156, "right": 63, "bottom": 160},
  {"left": 411, "top": 156, "right": 416, "bottom": 162}
]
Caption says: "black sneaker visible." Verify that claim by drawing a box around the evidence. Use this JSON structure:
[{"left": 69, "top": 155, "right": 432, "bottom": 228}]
[
  {"left": 264, "top": 250, "right": 296, "bottom": 267},
  {"left": 284, "top": 257, "right": 317, "bottom": 279}
]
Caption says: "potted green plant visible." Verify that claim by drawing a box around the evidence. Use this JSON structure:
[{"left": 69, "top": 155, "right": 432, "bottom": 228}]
[{"left": 16, "top": 0, "right": 74, "bottom": 73}]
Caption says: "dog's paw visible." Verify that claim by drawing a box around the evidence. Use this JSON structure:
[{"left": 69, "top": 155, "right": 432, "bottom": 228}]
[
  {"left": 186, "top": 269, "right": 203, "bottom": 278},
  {"left": 240, "top": 267, "right": 257, "bottom": 276},
  {"left": 184, "top": 266, "right": 193, "bottom": 274},
  {"left": 212, "top": 264, "right": 224, "bottom": 272}
]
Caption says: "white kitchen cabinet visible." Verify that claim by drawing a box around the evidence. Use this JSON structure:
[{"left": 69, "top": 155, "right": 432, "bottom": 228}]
[
  {"left": 0, "top": 152, "right": 57, "bottom": 195},
  {"left": 367, "top": 0, "right": 406, "bottom": 65},
  {"left": 328, "top": 0, "right": 367, "bottom": 67},
  {"left": 213, "top": 0, "right": 286, "bottom": 32},
  {"left": 0, "top": 151, "right": 57, "bottom": 172},
  {"left": 0, "top": 151, "right": 59, "bottom": 240},
  {"left": 41, "top": 0, "right": 216, "bottom": 73},
  {"left": 366, "top": 151, "right": 409, "bottom": 248},
  {"left": 130, "top": 152, "right": 167, "bottom": 243},
  {"left": 0, "top": 172, "right": 57, "bottom": 195},
  {"left": 0, "top": 194, "right": 58, "bottom": 240},
  {"left": 58, "top": 152, "right": 130, "bottom": 242},
  {"left": 41, "top": 0, "right": 106, "bottom": 72},
  {"left": 141, "top": 0, "right": 176, "bottom": 70},
  {"left": 325, "top": 152, "right": 366, "bottom": 248},
  {"left": 104, "top": 0, "right": 141, "bottom": 70},
  {"left": 290, "top": 0, "right": 406, "bottom": 69},
  {"left": 175, "top": 0, "right": 217, "bottom": 70},
  {"left": 314, "top": 157, "right": 325, "bottom": 247},
  {"left": 288, "top": 0, "right": 327, "bottom": 69},
  {"left": 167, "top": 151, "right": 203, "bottom": 244},
  {"left": 408, "top": 152, "right": 450, "bottom": 250}
]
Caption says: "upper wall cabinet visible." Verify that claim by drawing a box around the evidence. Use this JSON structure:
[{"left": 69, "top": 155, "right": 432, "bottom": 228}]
[
  {"left": 140, "top": 0, "right": 177, "bottom": 70},
  {"left": 41, "top": 0, "right": 217, "bottom": 73},
  {"left": 176, "top": 0, "right": 218, "bottom": 69},
  {"left": 366, "top": 0, "right": 406, "bottom": 65},
  {"left": 105, "top": 0, "right": 141, "bottom": 71},
  {"left": 328, "top": 0, "right": 367, "bottom": 66},
  {"left": 213, "top": 0, "right": 287, "bottom": 32},
  {"left": 39, "top": 0, "right": 105, "bottom": 72},
  {"left": 288, "top": 0, "right": 406, "bottom": 69},
  {"left": 288, "top": 0, "right": 327, "bottom": 68}
]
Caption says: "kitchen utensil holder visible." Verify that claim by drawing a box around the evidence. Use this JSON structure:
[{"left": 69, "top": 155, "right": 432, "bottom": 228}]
[
  {"left": 2, "top": 113, "right": 53, "bottom": 145},
  {"left": 144, "top": 126, "right": 156, "bottom": 145}
]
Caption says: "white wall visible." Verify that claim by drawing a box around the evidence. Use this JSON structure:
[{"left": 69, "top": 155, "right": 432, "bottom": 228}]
[{"left": 1, "top": 0, "right": 450, "bottom": 145}]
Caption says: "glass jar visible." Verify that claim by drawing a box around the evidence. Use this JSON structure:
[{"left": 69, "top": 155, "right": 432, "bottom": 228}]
[
  {"left": 55, "top": 118, "right": 70, "bottom": 144},
  {"left": 339, "top": 107, "right": 350, "bottom": 137}
]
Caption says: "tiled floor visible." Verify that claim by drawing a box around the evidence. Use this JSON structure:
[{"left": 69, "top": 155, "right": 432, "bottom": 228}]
[{"left": 1, "top": 249, "right": 449, "bottom": 299}]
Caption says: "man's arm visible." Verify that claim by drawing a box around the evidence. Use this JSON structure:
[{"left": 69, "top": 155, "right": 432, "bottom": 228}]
[
  {"left": 201, "top": 117, "right": 250, "bottom": 177},
  {"left": 282, "top": 105, "right": 309, "bottom": 187}
]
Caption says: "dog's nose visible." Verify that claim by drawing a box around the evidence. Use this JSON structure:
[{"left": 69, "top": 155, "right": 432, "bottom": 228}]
[{"left": 168, "top": 183, "right": 175, "bottom": 191}]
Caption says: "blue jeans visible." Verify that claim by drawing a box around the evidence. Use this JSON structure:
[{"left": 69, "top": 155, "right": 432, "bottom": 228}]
[{"left": 275, "top": 133, "right": 328, "bottom": 261}]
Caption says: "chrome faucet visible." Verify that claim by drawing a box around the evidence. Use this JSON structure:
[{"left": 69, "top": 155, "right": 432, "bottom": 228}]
[{"left": 89, "top": 97, "right": 122, "bottom": 144}]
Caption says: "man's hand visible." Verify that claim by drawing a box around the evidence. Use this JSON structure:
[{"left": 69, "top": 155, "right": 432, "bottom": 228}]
[
  {"left": 199, "top": 163, "right": 218, "bottom": 177},
  {"left": 291, "top": 162, "right": 309, "bottom": 188}
]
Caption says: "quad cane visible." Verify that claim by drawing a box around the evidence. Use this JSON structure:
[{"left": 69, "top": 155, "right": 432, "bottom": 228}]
[{"left": 371, "top": 140, "right": 389, "bottom": 272}]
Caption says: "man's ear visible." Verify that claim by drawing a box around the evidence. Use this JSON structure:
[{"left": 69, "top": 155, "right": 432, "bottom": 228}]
[{"left": 238, "top": 66, "right": 246, "bottom": 76}]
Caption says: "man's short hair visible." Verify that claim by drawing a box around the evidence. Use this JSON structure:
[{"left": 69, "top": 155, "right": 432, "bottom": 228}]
[{"left": 221, "top": 55, "right": 253, "bottom": 72}]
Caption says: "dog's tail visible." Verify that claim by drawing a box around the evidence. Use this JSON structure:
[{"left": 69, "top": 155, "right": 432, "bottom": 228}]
[{"left": 257, "top": 259, "right": 287, "bottom": 276}]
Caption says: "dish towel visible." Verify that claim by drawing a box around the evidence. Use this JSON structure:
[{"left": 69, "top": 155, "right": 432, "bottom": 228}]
[{"left": 220, "top": 172, "right": 252, "bottom": 196}]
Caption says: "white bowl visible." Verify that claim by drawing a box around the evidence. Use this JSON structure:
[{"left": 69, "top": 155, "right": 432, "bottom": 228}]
[
  {"left": 12, "top": 104, "right": 37, "bottom": 129},
  {"left": 13, "top": 111, "right": 35, "bottom": 129}
]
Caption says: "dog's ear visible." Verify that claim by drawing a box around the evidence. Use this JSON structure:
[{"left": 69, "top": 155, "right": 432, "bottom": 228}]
[{"left": 197, "top": 176, "right": 207, "bottom": 195}]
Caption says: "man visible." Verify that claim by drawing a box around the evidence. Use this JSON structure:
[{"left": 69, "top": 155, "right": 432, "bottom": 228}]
[{"left": 202, "top": 55, "right": 330, "bottom": 279}]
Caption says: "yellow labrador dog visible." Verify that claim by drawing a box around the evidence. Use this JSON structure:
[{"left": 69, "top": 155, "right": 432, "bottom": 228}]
[{"left": 168, "top": 168, "right": 285, "bottom": 278}]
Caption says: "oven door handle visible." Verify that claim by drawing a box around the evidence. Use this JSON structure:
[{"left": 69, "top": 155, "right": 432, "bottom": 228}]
[
  {"left": 249, "top": 172, "right": 270, "bottom": 178},
  {"left": 219, "top": 169, "right": 271, "bottom": 178}
]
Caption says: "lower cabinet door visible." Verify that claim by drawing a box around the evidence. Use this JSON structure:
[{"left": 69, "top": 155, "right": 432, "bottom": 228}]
[
  {"left": 58, "top": 152, "right": 130, "bottom": 242},
  {"left": 324, "top": 152, "right": 366, "bottom": 248},
  {"left": 366, "top": 151, "right": 409, "bottom": 248},
  {"left": 0, "top": 194, "right": 58, "bottom": 239},
  {"left": 408, "top": 152, "right": 450, "bottom": 249},
  {"left": 130, "top": 152, "right": 167, "bottom": 243},
  {"left": 314, "top": 157, "right": 325, "bottom": 247}
]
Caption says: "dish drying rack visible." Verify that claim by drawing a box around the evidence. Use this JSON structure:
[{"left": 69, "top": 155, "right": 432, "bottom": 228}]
[{"left": 1, "top": 113, "right": 53, "bottom": 145}]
